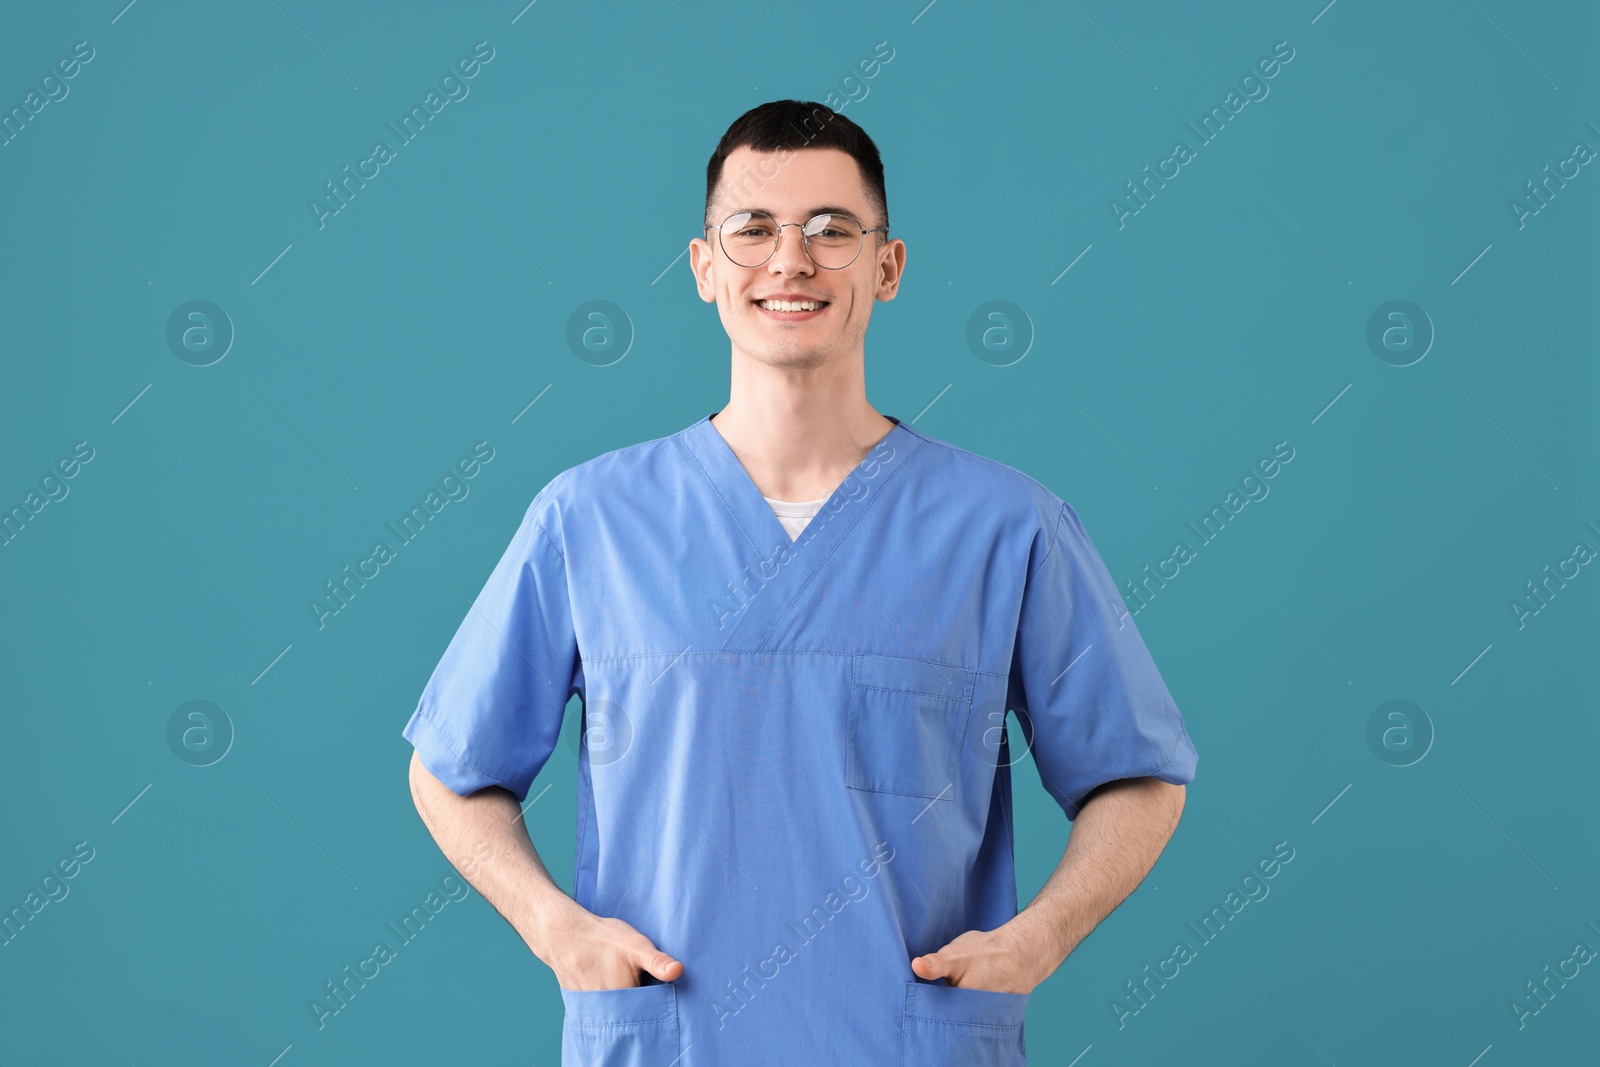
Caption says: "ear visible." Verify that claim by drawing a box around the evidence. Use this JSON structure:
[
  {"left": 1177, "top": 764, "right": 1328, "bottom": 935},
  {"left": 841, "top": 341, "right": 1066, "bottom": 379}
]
[
  {"left": 873, "top": 237, "right": 907, "bottom": 302},
  {"left": 689, "top": 237, "right": 718, "bottom": 303}
]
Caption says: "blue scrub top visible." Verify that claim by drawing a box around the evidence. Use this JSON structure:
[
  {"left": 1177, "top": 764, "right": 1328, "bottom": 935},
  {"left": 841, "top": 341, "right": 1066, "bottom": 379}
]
[{"left": 403, "top": 413, "right": 1197, "bottom": 1066}]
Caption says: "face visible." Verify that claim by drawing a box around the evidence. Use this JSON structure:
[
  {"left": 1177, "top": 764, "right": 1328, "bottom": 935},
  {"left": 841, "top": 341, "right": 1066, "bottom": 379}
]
[{"left": 690, "top": 146, "right": 906, "bottom": 371}]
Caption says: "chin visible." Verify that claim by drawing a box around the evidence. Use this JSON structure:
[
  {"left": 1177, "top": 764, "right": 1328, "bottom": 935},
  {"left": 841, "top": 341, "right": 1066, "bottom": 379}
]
[
  {"left": 746, "top": 342, "right": 829, "bottom": 370},
  {"left": 761, "top": 348, "right": 825, "bottom": 374}
]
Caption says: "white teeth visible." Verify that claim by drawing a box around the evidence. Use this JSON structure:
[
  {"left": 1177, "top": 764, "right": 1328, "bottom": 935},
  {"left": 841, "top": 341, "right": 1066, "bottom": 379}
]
[{"left": 758, "top": 299, "right": 824, "bottom": 312}]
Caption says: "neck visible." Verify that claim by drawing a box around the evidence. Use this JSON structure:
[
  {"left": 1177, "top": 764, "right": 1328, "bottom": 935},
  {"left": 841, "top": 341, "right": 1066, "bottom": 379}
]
[{"left": 710, "top": 357, "right": 893, "bottom": 501}]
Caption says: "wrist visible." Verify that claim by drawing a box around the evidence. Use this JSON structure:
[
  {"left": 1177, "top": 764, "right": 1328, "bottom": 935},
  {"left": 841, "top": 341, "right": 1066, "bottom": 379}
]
[
  {"left": 1003, "top": 907, "right": 1069, "bottom": 987},
  {"left": 521, "top": 886, "right": 587, "bottom": 960}
]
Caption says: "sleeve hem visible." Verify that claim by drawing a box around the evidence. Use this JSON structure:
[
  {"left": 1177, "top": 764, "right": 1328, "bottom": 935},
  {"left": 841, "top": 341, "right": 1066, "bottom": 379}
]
[
  {"left": 403, "top": 703, "right": 529, "bottom": 799},
  {"left": 1056, "top": 722, "right": 1197, "bottom": 820},
  {"left": 1147, "top": 720, "right": 1193, "bottom": 778}
]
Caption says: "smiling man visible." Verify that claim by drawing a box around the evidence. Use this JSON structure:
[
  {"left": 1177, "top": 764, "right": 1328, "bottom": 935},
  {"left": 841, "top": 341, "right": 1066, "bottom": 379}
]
[{"left": 403, "top": 99, "right": 1197, "bottom": 1066}]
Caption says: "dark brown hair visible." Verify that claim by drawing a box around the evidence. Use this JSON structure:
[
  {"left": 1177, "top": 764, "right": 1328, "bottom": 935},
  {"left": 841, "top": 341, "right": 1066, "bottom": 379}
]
[{"left": 704, "top": 100, "right": 888, "bottom": 238}]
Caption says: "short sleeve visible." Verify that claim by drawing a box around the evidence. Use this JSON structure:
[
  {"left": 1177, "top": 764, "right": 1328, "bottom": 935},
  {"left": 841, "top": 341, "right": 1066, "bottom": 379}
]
[
  {"left": 1006, "top": 501, "right": 1197, "bottom": 820},
  {"left": 402, "top": 494, "right": 579, "bottom": 801}
]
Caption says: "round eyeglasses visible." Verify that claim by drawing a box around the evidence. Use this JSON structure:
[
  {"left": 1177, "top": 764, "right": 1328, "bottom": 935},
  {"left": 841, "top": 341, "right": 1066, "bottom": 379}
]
[{"left": 706, "top": 211, "right": 889, "bottom": 270}]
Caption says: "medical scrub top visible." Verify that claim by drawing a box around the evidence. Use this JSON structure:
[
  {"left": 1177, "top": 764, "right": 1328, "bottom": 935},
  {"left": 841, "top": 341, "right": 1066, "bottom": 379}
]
[{"left": 403, "top": 413, "right": 1197, "bottom": 1066}]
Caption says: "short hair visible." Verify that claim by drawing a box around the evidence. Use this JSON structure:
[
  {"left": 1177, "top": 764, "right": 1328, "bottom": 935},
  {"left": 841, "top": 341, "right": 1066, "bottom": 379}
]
[{"left": 704, "top": 100, "right": 888, "bottom": 239}]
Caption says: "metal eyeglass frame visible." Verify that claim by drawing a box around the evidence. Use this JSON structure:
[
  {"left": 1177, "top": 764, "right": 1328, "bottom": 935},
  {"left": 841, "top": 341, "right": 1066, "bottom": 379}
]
[{"left": 704, "top": 210, "right": 890, "bottom": 270}]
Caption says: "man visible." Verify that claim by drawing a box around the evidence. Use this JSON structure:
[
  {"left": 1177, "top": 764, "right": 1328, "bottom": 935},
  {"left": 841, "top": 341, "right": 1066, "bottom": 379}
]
[{"left": 404, "top": 99, "right": 1196, "bottom": 1065}]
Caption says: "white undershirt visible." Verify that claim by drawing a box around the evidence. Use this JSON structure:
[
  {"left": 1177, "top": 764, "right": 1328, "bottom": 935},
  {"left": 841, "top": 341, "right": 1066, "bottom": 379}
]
[{"left": 763, "top": 494, "right": 831, "bottom": 541}]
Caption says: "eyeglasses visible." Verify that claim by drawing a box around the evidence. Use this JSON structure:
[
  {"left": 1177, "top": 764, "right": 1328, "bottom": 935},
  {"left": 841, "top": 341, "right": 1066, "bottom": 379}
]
[{"left": 705, "top": 211, "right": 889, "bottom": 270}]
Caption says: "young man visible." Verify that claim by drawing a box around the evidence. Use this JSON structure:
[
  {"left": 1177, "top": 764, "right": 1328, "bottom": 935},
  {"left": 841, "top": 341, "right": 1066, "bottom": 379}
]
[{"left": 404, "top": 100, "right": 1197, "bottom": 1066}]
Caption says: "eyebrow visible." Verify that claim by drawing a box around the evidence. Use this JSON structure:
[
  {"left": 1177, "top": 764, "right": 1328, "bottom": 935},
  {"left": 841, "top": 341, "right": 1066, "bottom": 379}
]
[{"left": 739, "top": 205, "right": 865, "bottom": 220}]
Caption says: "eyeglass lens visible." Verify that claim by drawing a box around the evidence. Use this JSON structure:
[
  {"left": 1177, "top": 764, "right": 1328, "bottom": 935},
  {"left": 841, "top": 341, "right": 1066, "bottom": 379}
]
[{"left": 716, "top": 212, "right": 871, "bottom": 269}]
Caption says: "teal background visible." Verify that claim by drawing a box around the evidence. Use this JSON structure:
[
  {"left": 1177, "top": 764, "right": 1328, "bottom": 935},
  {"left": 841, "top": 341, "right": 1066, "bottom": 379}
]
[{"left": 2, "top": 0, "right": 1596, "bottom": 1063}]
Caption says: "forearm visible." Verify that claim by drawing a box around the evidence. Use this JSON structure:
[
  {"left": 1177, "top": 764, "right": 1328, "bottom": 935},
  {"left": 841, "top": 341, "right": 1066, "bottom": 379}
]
[
  {"left": 407, "top": 750, "right": 583, "bottom": 961},
  {"left": 1010, "top": 777, "right": 1185, "bottom": 982}
]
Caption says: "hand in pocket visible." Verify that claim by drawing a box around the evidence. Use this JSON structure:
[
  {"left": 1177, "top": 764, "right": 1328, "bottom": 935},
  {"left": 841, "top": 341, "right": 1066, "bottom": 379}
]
[
  {"left": 546, "top": 907, "right": 683, "bottom": 992},
  {"left": 911, "top": 923, "right": 1044, "bottom": 995}
]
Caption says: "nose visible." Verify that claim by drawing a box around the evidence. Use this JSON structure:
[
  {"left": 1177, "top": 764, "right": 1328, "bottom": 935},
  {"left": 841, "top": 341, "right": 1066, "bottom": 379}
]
[{"left": 767, "top": 222, "right": 816, "bottom": 276}]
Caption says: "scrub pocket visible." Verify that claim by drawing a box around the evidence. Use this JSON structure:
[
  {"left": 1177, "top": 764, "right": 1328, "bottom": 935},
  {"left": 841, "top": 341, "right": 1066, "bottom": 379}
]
[
  {"left": 847, "top": 654, "right": 976, "bottom": 800},
  {"left": 559, "top": 982, "right": 682, "bottom": 1067},
  {"left": 901, "top": 979, "right": 1029, "bottom": 1067}
]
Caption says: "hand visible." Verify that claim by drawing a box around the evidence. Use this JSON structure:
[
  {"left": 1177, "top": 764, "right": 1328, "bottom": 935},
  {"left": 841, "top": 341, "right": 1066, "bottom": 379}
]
[
  {"left": 910, "top": 923, "right": 1045, "bottom": 995},
  {"left": 540, "top": 903, "right": 683, "bottom": 992}
]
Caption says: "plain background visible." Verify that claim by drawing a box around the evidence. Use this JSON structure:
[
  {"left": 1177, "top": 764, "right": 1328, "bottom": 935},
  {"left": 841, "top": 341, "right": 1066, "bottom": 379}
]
[{"left": 0, "top": 0, "right": 1595, "bottom": 1063}]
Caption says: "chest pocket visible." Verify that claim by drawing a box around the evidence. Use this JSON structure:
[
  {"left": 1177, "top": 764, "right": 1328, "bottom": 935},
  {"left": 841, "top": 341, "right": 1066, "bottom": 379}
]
[{"left": 847, "top": 654, "right": 977, "bottom": 800}]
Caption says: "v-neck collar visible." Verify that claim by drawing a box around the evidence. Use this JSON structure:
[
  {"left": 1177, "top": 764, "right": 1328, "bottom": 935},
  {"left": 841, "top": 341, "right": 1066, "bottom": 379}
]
[
  {"left": 681, "top": 411, "right": 909, "bottom": 555},
  {"left": 678, "top": 411, "right": 923, "bottom": 651}
]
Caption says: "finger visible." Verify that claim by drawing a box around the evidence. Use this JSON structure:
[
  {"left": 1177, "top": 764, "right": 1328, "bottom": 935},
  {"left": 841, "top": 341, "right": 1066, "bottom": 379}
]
[
  {"left": 643, "top": 949, "right": 683, "bottom": 982},
  {"left": 911, "top": 952, "right": 948, "bottom": 981}
]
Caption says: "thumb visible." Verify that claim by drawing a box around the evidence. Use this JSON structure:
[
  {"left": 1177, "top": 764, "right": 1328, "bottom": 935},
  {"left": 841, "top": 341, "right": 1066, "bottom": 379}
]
[
  {"left": 911, "top": 951, "right": 951, "bottom": 981},
  {"left": 641, "top": 947, "right": 684, "bottom": 982}
]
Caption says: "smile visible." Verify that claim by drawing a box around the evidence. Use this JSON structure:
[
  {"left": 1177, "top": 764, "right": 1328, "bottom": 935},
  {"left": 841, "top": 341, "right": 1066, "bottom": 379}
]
[{"left": 755, "top": 298, "right": 830, "bottom": 319}]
